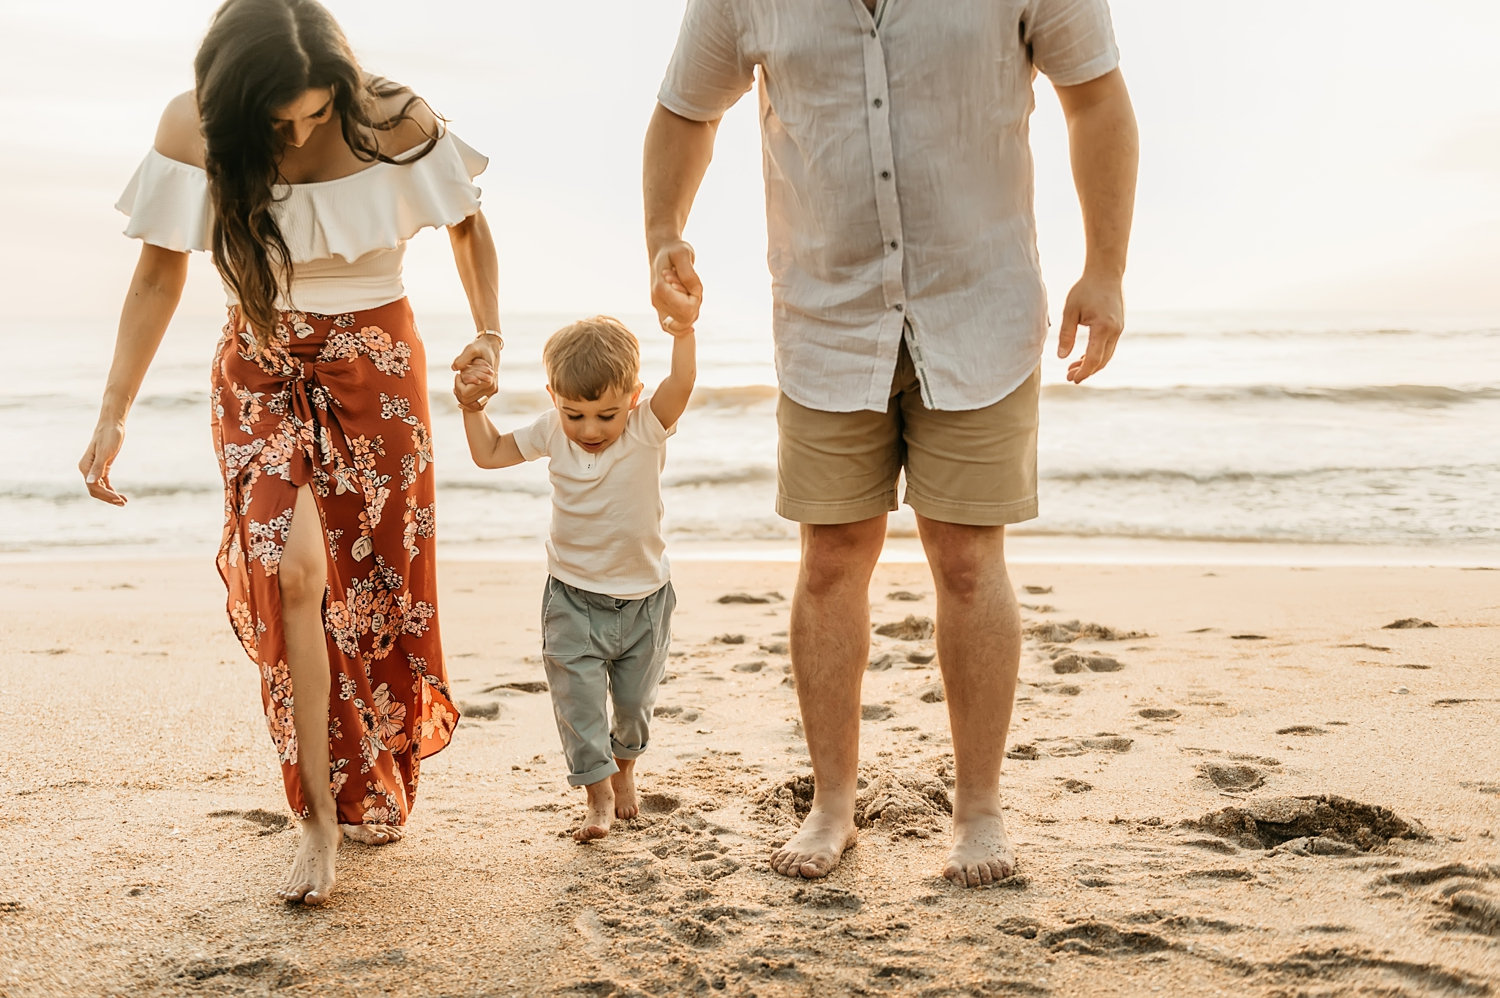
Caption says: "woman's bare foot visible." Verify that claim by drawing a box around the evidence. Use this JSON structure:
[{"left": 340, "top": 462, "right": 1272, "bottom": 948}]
[
  {"left": 278, "top": 814, "right": 341, "bottom": 906},
  {"left": 942, "top": 806, "right": 1016, "bottom": 888},
  {"left": 341, "top": 823, "right": 404, "bottom": 845},
  {"left": 611, "top": 759, "right": 640, "bottom": 819},
  {"left": 573, "top": 779, "right": 615, "bottom": 842},
  {"left": 770, "top": 807, "right": 857, "bottom": 879}
]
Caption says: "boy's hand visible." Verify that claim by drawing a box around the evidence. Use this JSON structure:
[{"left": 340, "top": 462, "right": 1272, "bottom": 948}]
[
  {"left": 650, "top": 239, "right": 702, "bottom": 336},
  {"left": 451, "top": 337, "right": 501, "bottom": 409},
  {"left": 453, "top": 357, "right": 495, "bottom": 411}
]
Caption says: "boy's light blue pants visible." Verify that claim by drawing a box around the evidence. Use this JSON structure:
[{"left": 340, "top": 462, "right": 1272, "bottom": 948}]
[{"left": 540, "top": 576, "right": 676, "bottom": 786}]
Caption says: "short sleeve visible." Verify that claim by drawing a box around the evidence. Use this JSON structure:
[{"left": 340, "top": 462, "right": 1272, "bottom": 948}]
[
  {"left": 627, "top": 395, "right": 675, "bottom": 447},
  {"left": 513, "top": 409, "right": 559, "bottom": 462},
  {"left": 116, "top": 149, "right": 212, "bottom": 252},
  {"left": 1022, "top": 0, "right": 1120, "bottom": 86},
  {"left": 657, "top": 0, "right": 755, "bottom": 122}
]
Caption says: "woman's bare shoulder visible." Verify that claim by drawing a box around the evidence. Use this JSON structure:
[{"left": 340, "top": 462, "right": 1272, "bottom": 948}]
[
  {"left": 367, "top": 81, "right": 445, "bottom": 156},
  {"left": 153, "top": 91, "right": 207, "bottom": 168}
]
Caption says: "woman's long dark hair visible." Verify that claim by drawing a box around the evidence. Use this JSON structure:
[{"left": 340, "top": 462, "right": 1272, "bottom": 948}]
[{"left": 194, "top": 0, "right": 440, "bottom": 347}]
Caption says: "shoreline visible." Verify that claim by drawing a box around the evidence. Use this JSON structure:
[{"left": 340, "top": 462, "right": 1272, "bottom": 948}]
[{"left": 5, "top": 534, "right": 1500, "bottom": 568}]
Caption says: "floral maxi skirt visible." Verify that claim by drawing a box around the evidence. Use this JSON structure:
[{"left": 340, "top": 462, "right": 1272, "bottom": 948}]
[{"left": 210, "top": 298, "right": 458, "bottom": 826}]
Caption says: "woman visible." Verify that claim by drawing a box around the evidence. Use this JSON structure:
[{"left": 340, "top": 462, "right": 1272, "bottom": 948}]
[{"left": 78, "top": 0, "right": 503, "bottom": 906}]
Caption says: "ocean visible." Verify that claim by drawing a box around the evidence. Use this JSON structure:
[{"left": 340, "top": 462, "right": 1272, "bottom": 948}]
[{"left": 4, "top": 309, "right": 1498, "bottom": 565}]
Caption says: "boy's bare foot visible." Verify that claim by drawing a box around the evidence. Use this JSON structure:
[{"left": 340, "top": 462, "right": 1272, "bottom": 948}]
[
  {"left": 770, "top": 807, "right": 857, "bottom": 879},
  {"left": 942, "top": 806, "right": 1016, "bottom": 888},
  {"left": 278, "top": 814, "right": 341, "bottom": 906},
  {"left": 341, "top": 823, "right": 404, "bottom": 845},
  {"left": 573, "top": 779, "right": 615, "bottom": 842},
  {"left": 611, "top": 759, "right": 640, "bottom": 819}
]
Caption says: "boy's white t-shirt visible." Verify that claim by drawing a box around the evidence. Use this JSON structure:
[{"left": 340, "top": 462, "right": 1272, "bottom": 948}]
[{"left": 513, "top": 398, "right": 676, "bottom": 600}]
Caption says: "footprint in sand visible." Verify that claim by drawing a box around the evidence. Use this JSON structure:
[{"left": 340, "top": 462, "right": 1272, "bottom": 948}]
[
  {"left": 1187, "top": 794, "right": 1428, "bottom": 850},
  {"left": 732, "top": 660, "right": 765, "bottom": 673},
  {"left": 918, "top": 682, "right": 945, "bottom": 703},
  {"left": 1196, "top": 762, "right": 1267, "bottom": 792},
  {"left": 1022, "top": 585, "right": 1053, "bottom": 595},
  {"left": 1382, "top": 617, "right": 1437, "bottom": 629},
  {"left": 1276, "top": 724, "right": 1325, "bottom": 736},
  {"left": 868, "top": 652, "right": 900, "bottom": 672},
  {"left": 874, "top": 615, "right": 935, "bottom": 640},
  {"left": 207, "top": 809, "right": 290, "bottom": 834},
  {"left": 1139, "top": 708, "right": 1181, "bottom": 721},
  {"left": 458, "top": 700, "right": 501, "bottom": 720},
  {"left": 653, "top": 706, "right": 700, "bottom": 723},
  {"left": 907, "top": 649, "right": 936, "bottom": 664},
  {"left": 483, "top": 680, "right": 548, "bottom": 694},
  {"left": 861, "top": 704, "right": 896, "bottom": 721},
  {"left": 886, "top": 590, "right": 924, "bottom": 602},
  {"left": 713, "top": 633, "right": 747, "bottom": 645},
  {"left": 759, "top": 640, "right": 789, "bottom": 655},
  {"left": 717, "top": 591, "right": 785, "bottom": 605},
  {"left": 1050, "top": 651, "right": 1124, "bottom": 674},
  {"left": 1025, "top": 619, "right": 1150, "bottom": 643}
]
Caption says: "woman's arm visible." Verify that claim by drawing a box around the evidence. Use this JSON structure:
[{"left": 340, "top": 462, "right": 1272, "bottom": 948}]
[
  {"left": 448, "top": 209, "right": 504, "bottom": 408},
  {"left": 78, "top": 243, "right": 191, "bottom": 504}
]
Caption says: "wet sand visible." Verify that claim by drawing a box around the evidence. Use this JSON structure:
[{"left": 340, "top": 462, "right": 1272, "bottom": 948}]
[{"left": 2, "top": 558, "right": 1497, "bottom": 996}]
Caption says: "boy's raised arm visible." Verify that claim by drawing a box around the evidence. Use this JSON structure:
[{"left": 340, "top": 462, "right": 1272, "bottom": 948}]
[
  {"left": 650, "top": 329, "right": 697, "bottom": 430},
  {"left": 461, "top": 406, "right": 525, "bottom": 469}
]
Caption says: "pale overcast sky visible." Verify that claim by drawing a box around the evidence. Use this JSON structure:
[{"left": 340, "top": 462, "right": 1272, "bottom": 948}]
[{"left": 1, "top": 1, "right": 1497, "bottom": 325}]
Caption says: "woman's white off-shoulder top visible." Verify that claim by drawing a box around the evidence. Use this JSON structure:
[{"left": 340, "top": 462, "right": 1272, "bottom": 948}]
[{"left": 115, "top": 132, "right": 488, "bottom": 314}]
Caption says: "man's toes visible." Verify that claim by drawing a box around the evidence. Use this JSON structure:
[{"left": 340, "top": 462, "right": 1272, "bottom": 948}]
[
  {"left": 989, "top": 859, "right": 1013, "bottom": 881},
  {"left": 281, "top": 882, "right": 312, "bottom": 902},
  {"left": 301, "top": 889, "right": 330, "bottom": 907},
  {"left": 977, "top": 863, "right": 995, "bottom": 886}
]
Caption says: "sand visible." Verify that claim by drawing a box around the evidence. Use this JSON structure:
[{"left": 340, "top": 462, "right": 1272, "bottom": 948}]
[{"left": 1, "top": 557, "right": 1497, "bottom": 997}]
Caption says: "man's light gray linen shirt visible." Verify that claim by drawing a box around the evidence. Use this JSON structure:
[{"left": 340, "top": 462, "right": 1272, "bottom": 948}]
[{"left": 659, "top": 0, "right": 1119, "bottom": 413}]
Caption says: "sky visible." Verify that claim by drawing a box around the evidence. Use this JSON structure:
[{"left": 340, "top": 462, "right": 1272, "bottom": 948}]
[{"left": 1, "top": 0, "right": 1497, "bottom": 327}]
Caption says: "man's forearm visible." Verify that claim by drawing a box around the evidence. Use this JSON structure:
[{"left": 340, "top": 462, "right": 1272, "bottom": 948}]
[
  {"left": 643, "top": 104, "right": 720, "bottom": 258},
  {"left": 1060, "top": 72, "right": 1139, "bottom": 280}
]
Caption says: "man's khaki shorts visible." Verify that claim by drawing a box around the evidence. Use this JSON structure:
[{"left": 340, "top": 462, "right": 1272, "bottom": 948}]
[{"left": 776, "top": 345, "right": 1039, "bottom": 527}]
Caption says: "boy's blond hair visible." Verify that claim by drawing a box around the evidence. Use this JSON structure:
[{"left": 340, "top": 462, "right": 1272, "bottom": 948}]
[{"left": 543, "top": 316, "right": 641, "bottom": 401}]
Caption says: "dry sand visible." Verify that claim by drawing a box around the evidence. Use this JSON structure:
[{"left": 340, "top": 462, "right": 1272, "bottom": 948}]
[{"left": 1, "top": 557, "right": 1497, "bottom": 997}]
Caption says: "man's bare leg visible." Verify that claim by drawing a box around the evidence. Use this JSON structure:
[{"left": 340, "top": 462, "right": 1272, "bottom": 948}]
[
  {"left": 770, "top": 515, "right": 886, "bottom": 879},
  {"left": 276, "top": 485, "right": 342, "bottom": 906},
  {"left": 917, "top": 516, "right": 1021, "bottom": 888}
]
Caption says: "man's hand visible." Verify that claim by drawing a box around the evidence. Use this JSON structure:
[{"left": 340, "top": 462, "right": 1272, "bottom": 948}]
[
  {"left": 450, "top": 336, "right": 501, "bottom": 410},
  {"left": 650, "top": 239, "right": 703, "bottom": 335},
  {"left": 1057, "top": 273, "right": 1125, "bottom": 384}
]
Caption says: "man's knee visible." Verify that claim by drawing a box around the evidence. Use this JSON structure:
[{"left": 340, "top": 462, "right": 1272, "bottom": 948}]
[
  {"left": 921, "top": 521, "right": 1006, "bottom": 599},
  {"left": 800, "top": 518, "right": 885, "bottom": 596}
]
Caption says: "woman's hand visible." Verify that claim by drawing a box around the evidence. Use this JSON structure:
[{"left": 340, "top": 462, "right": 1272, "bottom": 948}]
[
  {"left": 79, "top": 419, "right": 128, "bottom": 506},
  {"left": 450, "top": 335, "right": 500, "bottom": 410}
]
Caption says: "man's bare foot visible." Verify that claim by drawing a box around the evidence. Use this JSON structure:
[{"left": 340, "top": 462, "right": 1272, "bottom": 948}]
[
  {"left": 573, "top": 779, "right": 615, "bottom": 842},
  {"left": 611, "top": 759, "right": 639, "bottom": 820},
  {"left": 278, "top": 814, "right": 340, "bottom": 906},
  {"left": 943, "top": 807, "right": 1016, "bottom": 888},
  {"left": 770, "top": 807, "right": 857, "bottom": 879},
  {"left": 341, "top": 823, "right": 404, "bottom": 845}
]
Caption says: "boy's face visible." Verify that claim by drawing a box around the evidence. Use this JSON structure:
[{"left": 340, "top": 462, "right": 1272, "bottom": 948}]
[{"left": 548, "top": 383, "right": 643, "bottom": 454}]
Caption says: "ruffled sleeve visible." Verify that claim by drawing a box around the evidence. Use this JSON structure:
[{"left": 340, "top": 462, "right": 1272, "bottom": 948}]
[
  {"left": 274, "top": 130, "right": 490, "bottom": 264},
  {"left": 114, "top": 131, "right": 490, "bottom": 263},
  {"left": 115, "top": 149, "right": 213, "bottom": 253}
]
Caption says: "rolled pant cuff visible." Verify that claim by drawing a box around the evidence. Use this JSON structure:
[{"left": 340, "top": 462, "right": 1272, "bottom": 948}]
[
  {"left": 610, "top": 737, "right": 649, "bottom": 760},
  {"left": 566, "top": 759, "right": 620, "bottom": 787}
]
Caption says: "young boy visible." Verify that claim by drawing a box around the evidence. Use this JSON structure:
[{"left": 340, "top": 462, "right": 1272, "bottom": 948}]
[{"left": 457, "top": 315, "right": 696, "bottom": 842}]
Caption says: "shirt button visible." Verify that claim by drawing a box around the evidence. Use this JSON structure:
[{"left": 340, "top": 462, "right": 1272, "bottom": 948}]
[
  {"left": 889, "top": 240, "right": 899, "bottom": 250},
  {"left": 893, "top": 303, "right": 904, "bottom": 312},
  {"left": 873, "top": 98, "right": 883, "bottom": 108},
  {"left": 870, "top": 28, "right": 877, "bottom": 38},
  {"left": 880, "top": 170, "right": 891, "bottom": 180}
]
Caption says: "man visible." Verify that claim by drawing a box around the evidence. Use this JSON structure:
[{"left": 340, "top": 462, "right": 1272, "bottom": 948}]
[{"left": 643, "top": 0, "right": 1137, "bottom": 888}]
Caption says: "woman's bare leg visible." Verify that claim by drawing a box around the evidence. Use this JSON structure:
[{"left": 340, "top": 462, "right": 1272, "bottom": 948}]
[{"left": 275, "top": 485, "right": 343, "bottom": 905}]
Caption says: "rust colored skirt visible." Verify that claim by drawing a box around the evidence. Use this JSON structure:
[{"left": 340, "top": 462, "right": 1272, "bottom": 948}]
[{"left": 210, "top": 298, "right": 458, "bottom": 826}]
